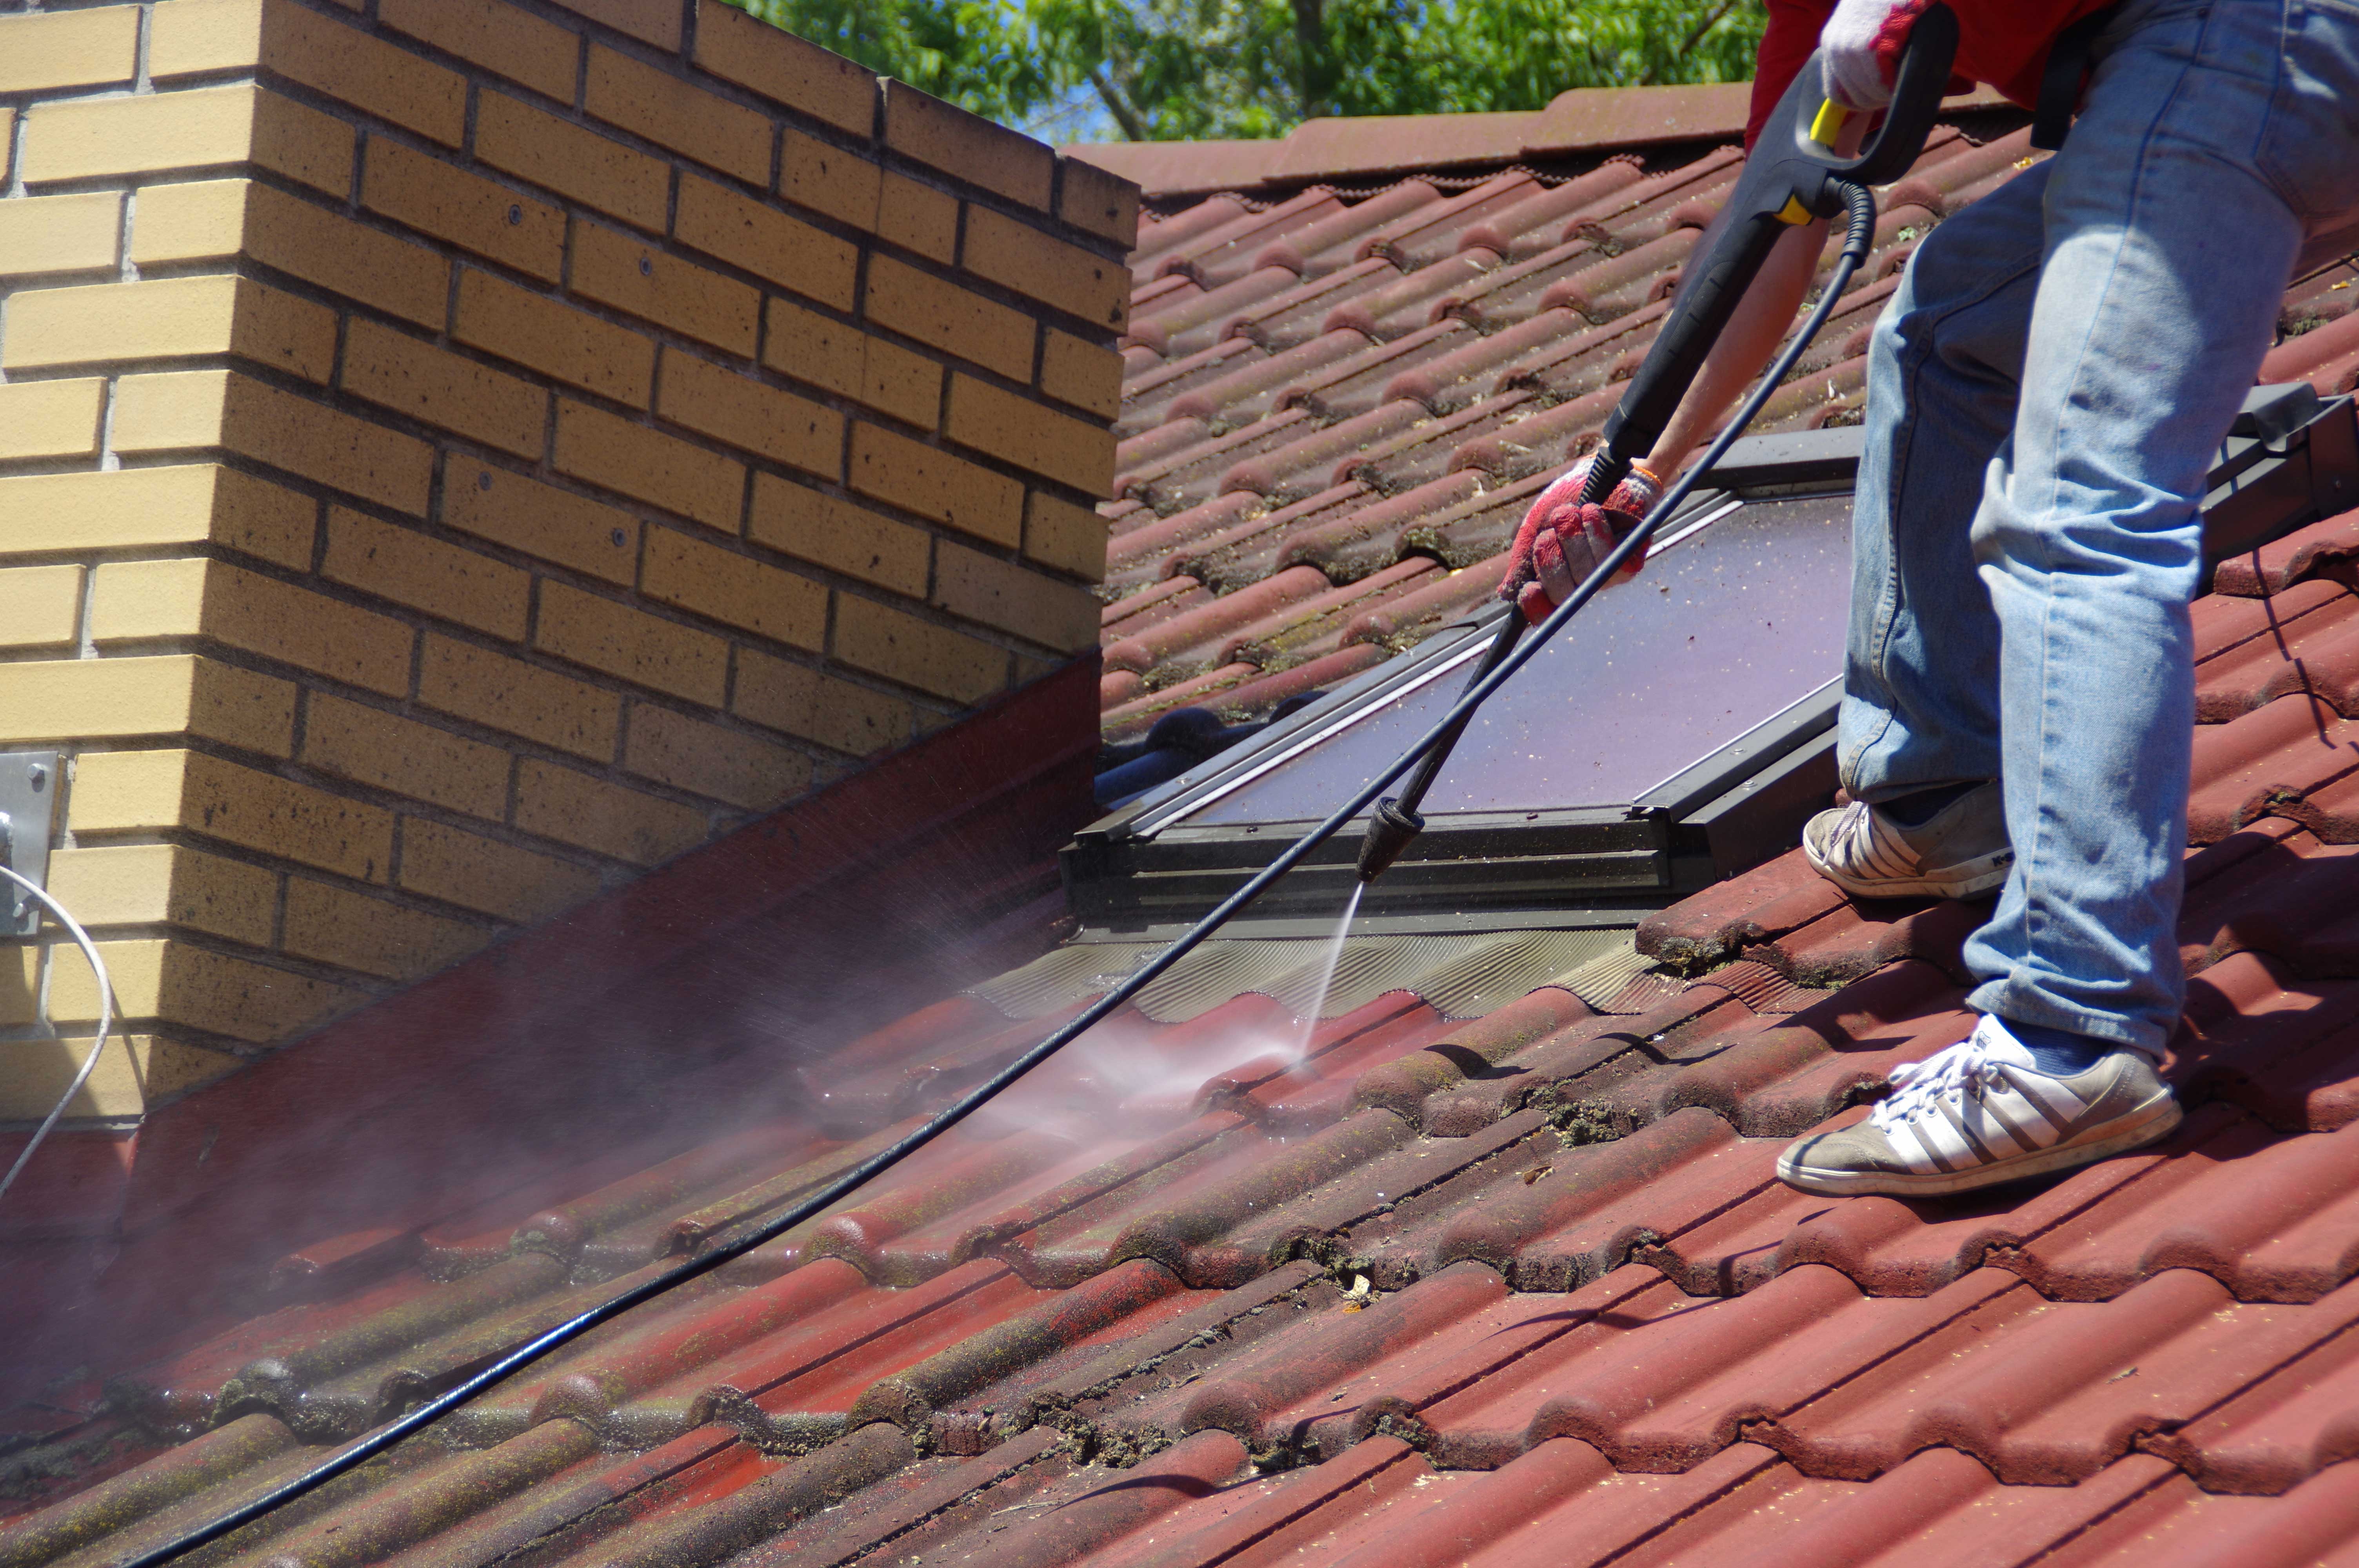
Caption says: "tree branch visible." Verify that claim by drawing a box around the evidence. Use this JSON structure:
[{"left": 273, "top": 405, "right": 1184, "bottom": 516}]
[
  {"left": 1089, "top": 62, "right": 1148, "bottom": 140},
  {"left": 1667, "top": 0, "right": 1746, "bottom": 67},
  {"left": 1292, "top": 0, "right": 1327, "bottom": 119}
]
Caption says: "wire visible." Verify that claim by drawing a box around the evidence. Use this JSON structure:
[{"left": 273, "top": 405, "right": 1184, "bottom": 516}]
[
  {"left": 0, "top": 864, "right": 117, "bottom": 1208},
  {"left": 117, "top": 180, "right": 1882, "bottom": 1568}
]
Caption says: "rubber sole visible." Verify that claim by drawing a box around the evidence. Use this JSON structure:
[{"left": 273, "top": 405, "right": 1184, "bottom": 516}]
[
  {"left": 1775, "top": 1093, "right": 2183, "bottom": 1198},
  {"left": 1801, "top": 842, "right": 2014, "bottom": 903}
]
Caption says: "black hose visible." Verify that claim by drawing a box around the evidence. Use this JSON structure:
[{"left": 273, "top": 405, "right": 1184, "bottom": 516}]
[{"left": 114, "top": 177, "right": 1881, "bottom": 1568}]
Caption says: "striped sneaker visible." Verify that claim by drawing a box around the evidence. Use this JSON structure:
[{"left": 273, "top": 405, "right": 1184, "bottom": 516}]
[
  {"left": 1802, "top": 780, "right": 2013, "bottom": 901},
  {"left": 1776, "top": 1015, "right": 2181, "bottom": 1197}
]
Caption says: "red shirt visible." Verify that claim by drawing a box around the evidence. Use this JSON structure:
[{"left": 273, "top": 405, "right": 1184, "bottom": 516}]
[{"left": 1744, "top": 0, "right": 2114, "bottom": 148}]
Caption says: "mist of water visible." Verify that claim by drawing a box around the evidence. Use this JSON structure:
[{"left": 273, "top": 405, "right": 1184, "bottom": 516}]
[
  {"left": 1292, "top": 881, "right": 1365, "bottom": 1058},
  {"left": 968, "top": 882, "right": 1370, "bottom": 1147}
]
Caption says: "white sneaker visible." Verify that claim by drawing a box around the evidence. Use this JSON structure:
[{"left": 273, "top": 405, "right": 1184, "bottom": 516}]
[
  {"left": 1776, "top": 1015, "right": 2181, "bottom": 1198},
  {"left": 1802, "top": 780, "right": 2013, "bottom": 901}
]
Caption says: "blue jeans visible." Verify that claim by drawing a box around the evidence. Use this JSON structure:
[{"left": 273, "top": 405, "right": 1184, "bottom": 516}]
[{"left": 1840, "top": 0, "right": 2359, "bottom": 1055}]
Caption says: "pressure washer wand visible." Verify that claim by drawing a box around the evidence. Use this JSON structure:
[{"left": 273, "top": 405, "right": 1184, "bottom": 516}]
[{"left": 1354, "top": 9, "right": 1960, "bottom": 886}]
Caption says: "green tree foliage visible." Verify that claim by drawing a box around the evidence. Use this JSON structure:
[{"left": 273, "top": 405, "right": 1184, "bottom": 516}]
[{"left": 728, "top": 0, "right": 1767, "bottom": 141}]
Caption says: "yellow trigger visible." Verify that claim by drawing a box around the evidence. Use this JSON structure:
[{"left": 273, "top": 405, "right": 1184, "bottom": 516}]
[
  {"left": 1775, "top": 195, "right": 1814, "bottom": 225},
  {"left": 1810, "top": 100, "right": 1852, "bottom": 146}
]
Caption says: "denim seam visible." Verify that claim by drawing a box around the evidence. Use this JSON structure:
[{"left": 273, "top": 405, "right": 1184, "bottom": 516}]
[
  {"left": 1849, "top": 252, "right": 2044, "bottom": 781},
  {"left": 1996, "top": 5, "right": 2210, "bottom": 1058}
]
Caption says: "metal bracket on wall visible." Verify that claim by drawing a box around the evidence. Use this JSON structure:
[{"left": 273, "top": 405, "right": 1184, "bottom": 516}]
[{"left": 0, "top": 752, "right": 60, "bottom": 938}]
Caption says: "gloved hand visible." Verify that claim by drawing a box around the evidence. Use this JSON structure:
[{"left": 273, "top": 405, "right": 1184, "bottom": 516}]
[
  {"left": 1497, "top": 455, "right": 1662, "bottom": 625},
  {"left": 1817, "top": 0, "right": 1927, "bottom": 110}
]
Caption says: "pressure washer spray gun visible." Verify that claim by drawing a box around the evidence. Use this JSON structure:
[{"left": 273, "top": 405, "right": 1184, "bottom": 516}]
[{"left": 1354, "top": 5, "right": 1962, "bottom": 885}]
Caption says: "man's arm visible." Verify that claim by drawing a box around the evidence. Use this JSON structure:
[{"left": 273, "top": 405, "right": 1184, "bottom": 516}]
[
  {"left": 1641, "top": 0, "right": 1848, "bottom": 481},
  {"left": 1642, "top": 218, "right": 1832, "bottom": 479}
]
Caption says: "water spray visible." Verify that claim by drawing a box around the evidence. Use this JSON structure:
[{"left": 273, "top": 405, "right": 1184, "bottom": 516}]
[{"left": 114, "top": 16, "right": 1959, "bottom": 1561}]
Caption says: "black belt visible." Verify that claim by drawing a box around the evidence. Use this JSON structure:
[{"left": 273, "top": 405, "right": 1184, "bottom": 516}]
[{"left": 2032, "top": 5, "right": 2120, "bottom": 149}]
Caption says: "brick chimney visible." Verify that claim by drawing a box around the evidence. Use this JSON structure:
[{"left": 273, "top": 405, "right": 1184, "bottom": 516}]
[{"left": 0, "top": 0, "right": 1136, "bottom": 1127}]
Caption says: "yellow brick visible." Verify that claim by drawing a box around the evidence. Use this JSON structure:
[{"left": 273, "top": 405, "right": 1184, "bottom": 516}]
[
  {"left": 0, "top": 1032, "right": 241, "bottom": 1119},
  {"left": 932, "top": 541, "right": 1098, "bottom": 652},
  {"left": 833, "top": 593, "right": 1008, "bottom": 703},
  {"left": 379, "top": 0, "right": 580, "bottom": 103},
  {"left": 454, "top": 268, "right": 654, "bottom": 409},
  {"left": 476, "top": 91, "right": 669, "bottom": 234},
  {"left": 777, "top": 127, "right": 880, "bottom": 232},
  {"left": 761, "top": 296, "right": 940, "bottom": 428},
  {"left": 673, "top": 174, "right": 858, "bottom": 313},
  {"left": 0, "top": 466, "right": 314, "bottom": 570},
  {"left": 879, "top": 173, "right": 959, "bottom": 265},
  {"left": 514, "top": 757, "right": 705, "bottom": 866},
  {"left": 585, "top": 45, "right": 769, "bottom": 186},
  {"left": 418, "top": 633, "right": 620, "bottom": 760},
  {"left": 641, "top": 526, "right": 825, "bottom": 650},
  {"left": 0, "top": 659, "right": 295, "bottom": 755},
  {"left": 964, "top": 205, "right": 1129, "bottom": 332},
  {"left": 0, "top": 9, "right": 140, "bottom": 94},
  {"left": 656, "top": 349, "right": 841, "bottom": 477},
  {"left": 1039, "top": 329, "right": 1125, "bottom": 421},
  {"left": 0, "top": 944, "right": 29, "bottom": 1027},
  {"left": 113, "top": 369, "right": 436, "bottom": 516},
  {"left": 747, "top": 474, "right": 929, "bottom": 597},
  {"left": 363, "top": 137, "right": 566, "bottom": 283},
  {"left": 283, "top": 877, "right": 489, "bottom": 980},
  {"left": 1058, "top": 156, "right": 1142, "bottom": 250},
  {"left": 0, "top": 379, "right": 103, "bottom": 461},
  {"left": 340, "top": 318, "right": 549, "bottom": 460},
  {"left": 92, "top": 557, "right": 418, "bottom": 698},
  {"left": 535, "top": 580, "right": 727, "bottom": 704},
  {"left": 623, "top": 703, "right": 810, "bottom": 809},
  {"left": 151, "top": 0, "right": 467, "bottom": 147},
  {"left": 571, "top": 218, "right": 760, "bottom": 354},
  {"left": 73, "top": 749, "right": 389, "bottom": 880},
  {"left": 1025, "top": 490, "right": 1109, "bottom": 583},
  {"left": 846, "top": 422, "right": 1022, "bottom": 547},
  {"left": 24, "top": 84, "right": 353, "bottom": 197},
  {"left": 882, "top": 81, "right": 1054, "bottom": 211},
  {"left": 442, "top": 457, "right": 639, "bottom": 586},
  {"left": 693, "top": 1, "right": 874, "bottom": 136},
  {"left": 550, "top": 0, "right": 681, "bottom": 50},
  {"left": 551, "top": 399, "right": 743, "bottom": 531},
  {"left": 302, "top": 691, "right": 513, "bottom": 818},
  {"left": 46, "top": 844, "right": 278, "bottom": 947},
  {"left": 3, "top": 276, "right": 336, "bottom": 383},
  {"left": 945, "top": 374, "right": 1118, "bottom": 497},
  {"left": 52, "top": 938, "right": 363, "bottom": 1042},
  {"left": 0, "top": 191, "right": 122, "bottom": 279},
  {"left": 732, "top": 648, "right": 912, "bottom": 757},
  {"left": 133, "top": 179, "right": 448, "bottom": 329},
  {"left": 100, "top": 554, "right": 420, "bottom": 693},
  {"left": 322, "top": 507, "right": 531, "bottom": 640},
  {"left": 0, "top": 565, "right": 83, "bottom": 651},
  {"left": 865, "top": 255, "right": 1034, "bottom": 383},
  {"left": 399, "top": 817, "right": 598, "bottom": 922}
]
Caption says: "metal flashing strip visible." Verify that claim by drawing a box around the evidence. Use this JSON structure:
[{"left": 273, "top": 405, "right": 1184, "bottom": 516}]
[
  {"left": 968, "top": 926, "right": 1648, "bottom": 1024},
  {"left": 1065, "top": 905, "right": 1656, "bottom": 943},
  {"left": 1630, "top": 676, "right": 1841, "bottom": 817}
]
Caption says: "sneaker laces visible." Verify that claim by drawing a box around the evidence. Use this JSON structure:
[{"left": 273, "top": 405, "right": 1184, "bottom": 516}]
[
  {"left": 1868, "top": 1017, "right": 2010, "bottom": 1133},
  {"left": 1820, "top": 799, "right": 1877, "bottom": 867}
]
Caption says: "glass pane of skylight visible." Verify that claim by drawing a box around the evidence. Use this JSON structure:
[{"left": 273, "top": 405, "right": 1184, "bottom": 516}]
[{"left": 1177, "top": 492, "right": 1853, "bottom": 824}]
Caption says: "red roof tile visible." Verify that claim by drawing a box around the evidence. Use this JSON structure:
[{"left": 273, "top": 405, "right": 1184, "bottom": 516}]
[{"left": 17, "top": 95, "right": 2359, "bottom": 1568}]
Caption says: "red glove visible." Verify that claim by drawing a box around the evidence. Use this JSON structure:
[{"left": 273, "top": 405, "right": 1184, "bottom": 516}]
[{"left": 1498, "top": 456, "right": 1663, "bottom": 625}]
